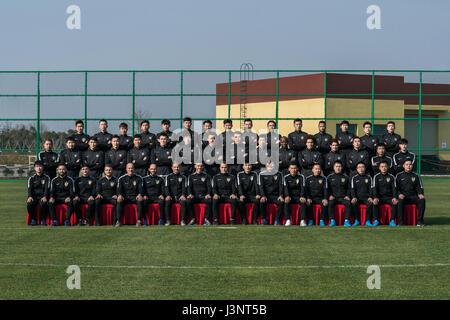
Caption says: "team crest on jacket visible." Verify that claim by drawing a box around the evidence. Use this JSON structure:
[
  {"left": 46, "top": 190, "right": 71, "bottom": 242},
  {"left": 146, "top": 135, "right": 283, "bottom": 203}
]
[
  {"left": 178, "top": 177, "right": 183, "bottom": 183},
  {"left": 274, "top": 176, "right": 278, "bottom": 181},
  {"left": 41, "top": 179, "right": 45, "bottom": 185},
  {"left": 74, "top": 154, "right": 77, "bottom": 157},
  {"left": 250, "top": 176, "right": 254, "bottom": 181},
  {"left": 82, "top": 137, "right": 86, "bottom": 143},
  {"left": 52, "top": 156, "right": 56, "bottom": 161},
  {"left": 226, "top": 177, "right": 231, "bottom": 182},
  {"left": 201, "top": 177, "right": 206, "bottom": 182},
  {"left": 88, "top": 180, "right": 92, "bottom": 185},
  {"left": 318, "top": 179, "right": 323, "bottom": 184},
  {"left": 341, "top": 178, "right": 345, "bottom": 183},
  {"left": 386, "top": 177, "right": 391, "bottom": 182},
  {"left": 96, "top": 154, "right": 99, "bottom": 158},
  {"left": 119, "top": 154, "right": 122, "bottom": 157},
  {"left": 132, "top": 180, "right": 137, "bottom": 186},
  {"left": 296, "top": 179, "right": 299, "bottom": 184},
  {"left": 110, "top": 181, "right": 115, "bottom": 187},
  {"left": 141, "top": 152, "right": 145, "bottom": 156},
  {"left": 155, "top": 180, "right": 160, "bottom": 184},
  {"left": 412, "top": 177, "right": 416, "bottom": 182},
  {"left": 64, "top": 181, "right": 69, "bottom": 187},
  {"left": 365, "top": 179, "right": 369, "bottom": 183}
]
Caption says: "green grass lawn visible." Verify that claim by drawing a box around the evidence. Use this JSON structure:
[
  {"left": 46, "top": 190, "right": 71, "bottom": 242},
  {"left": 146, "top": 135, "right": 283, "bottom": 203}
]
[{"left": 0, "top": 181, "right": 449, "bottom": 300}]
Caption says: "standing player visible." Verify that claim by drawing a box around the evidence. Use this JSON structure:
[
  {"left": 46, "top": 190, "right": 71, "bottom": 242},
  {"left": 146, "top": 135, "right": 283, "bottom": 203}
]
[
  {"left": 38, "top": 139, "right": 59, "bottom": 179},
  {"left": 236, "top": 163, "right": 260, "bottom": 225},
  {"left": 73, "top": 166, "right": 96, "bottom": 226},
  {"left": 95, "top": 165, "right": 118, "bottom": 227},
  {"left": 59, "top": 137, "right": 82, "bottom": 178},
  {"left": 372, "top": 161, "right": 398, "bottom": 227},
  {"left": 164, "top": 163, "right": 188, "bottom": 226},
  {"left": 314, "top": 121, "right": 333, "bottom": 155},
  {"left": 127, "top": 134, "right": 151, "bottom": 177},
  {"left": 27, "top": 161, "right": 51, "bottom": 226},
  {"left": 203, "top": 133, "right": 221, "bottom": 177},
  {"left": 360, "top": 122, "right": 378, "bottom": 157},
  {"left": 212, "top": 163, "right": 238, "bottom": 225},
  {"left": 156, "top": 119, "right": 174, "bottom": 147},
  {"left": 242, "top": 118, "right": 259, "bottom": 153},
  {"left": 49, "top": 165, "right": 76, "bottom": 226},
  {"left": 105, "top": 135, "right": 127, "bottom": 178},
  {"left": 287, "top": 118, "right": 309, "bottom": 153},
  {"left": 142, "top": 164, "right": 165, "bottom": 226},
  {"left": 347, "top": 137, "right": 370, "bottom": 177},
  {"left": 82, "top": 137, "right": 105, "bottom": 178},
  {"left": 151, "top": 133, "right": 173, "bottom": 176},
  {"left": 118, "top": 122, "right": 133, "bottom": 151},
  {"left": 116, "top": 163, "right": 145, "bottom": 227},
  {"left": 350, "top": 162, "right": 374, "bottom": 226},
  {"left": 73, "top": 120, "right": 90, "bottom": 152},
  {"left": 258, "top": 162, "right": 284, "bottom": 226},
  {"left": 140, "top": 120, "right": 157, "bottom": 150},
  {"left": 305, "top": 163, "right": 328, "bottom": 226},
  {"left": 187, "top": 163, "right": 213, "bottom": 226},
  {"left": 283, "top": 162, "right": 307, "bottom": 226},
  {"left": 371, "top": 144, "right": 393, "bottom": 175},
  {"left": 393, "top": 139, "right": 416, "bottom": 174},
  {"left": 298, "top": 136, "right": 323, "bottom": 177},
  {"left": 335, "top": 120, "right": 355, "bottom": 157},
  {"left": 262, "top": 120, "right": 281, "bottom": 152},
  {"left": 93, "top": 119, "right": 113, "bottom": 152},
  {"left": 324, "top": 139, "right": 347, "bottom": 176},
  {"left": 326, "top": 161, "right": 351, "bottom": 227},
  {"left": 279, "top": 136, "right": 296, "bottom": 175},
  {"left": 381, "top": 121, "right": 401, "bottom": 157},
  {"left": 396, "top": 160, "right": 425, "bottom": 226}
]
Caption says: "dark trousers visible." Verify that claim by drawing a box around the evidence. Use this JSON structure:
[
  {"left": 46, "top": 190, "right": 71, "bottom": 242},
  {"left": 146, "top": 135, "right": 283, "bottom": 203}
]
[
  {"left": 212, "top": 196, "right": 238, "bottom": 221},
  {"left": 73, "top": 197, "right": 95, "bottom": 222},
  {"left": 27, "top": 198, "right": 48, "bottom": 221},
  {"left": 373, "top": 197, "right": 397, "bottom": 220},
  {"left": 95, "top": 197, "right": 117, "bottom": 225},
  {"left": 187, "top": 196, "right": 212, "bottom": 221},
  {"left": 285, "top": 198, "right": 307, "bottom": 220},
  {"left": 260, "top": 196, "right": 284, "bottom": 221},
  {"left": 328, "top": 197, "right": 351, "bottom": 220},
  {"left": 307, "top": 198, "right": 327, "bottom": 220},
  {"left": 165, "top": 197, "right": 187, "bottom": 222},
  {"left": 238, "top": 196, "right": 260, "bottom": 222},
  {"left": 144, "top": 197, "right": 165, "bottom": 221},
  {"left": 352, "top": 198, "right": 374, "bottom": 221},
  {"left": 398, "top": 196, "right": 425, "bottom": 224},
  {"left": 49, "top": 198, "right": 74, "bottom": 221},
  {"left": 117, "top": 198, "right": 144, "bottom": 222}
]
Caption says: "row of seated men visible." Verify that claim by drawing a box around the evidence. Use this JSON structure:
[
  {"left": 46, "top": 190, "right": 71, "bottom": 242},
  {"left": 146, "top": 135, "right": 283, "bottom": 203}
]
[
  {"left": 37, "top": 118, "right": 415, "bottom": 180},
  {"left": 27, "top": 156, "right": 426, "bottom": 227}
]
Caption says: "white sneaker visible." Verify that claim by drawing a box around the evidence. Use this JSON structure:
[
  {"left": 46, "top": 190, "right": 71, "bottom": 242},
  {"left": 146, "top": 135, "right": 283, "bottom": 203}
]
[
  {"left": 285, "top": 219, "right": 291, "bottom": 226},
  {"left": 300, "top": 220, "right": 307, "bottom": 227}
]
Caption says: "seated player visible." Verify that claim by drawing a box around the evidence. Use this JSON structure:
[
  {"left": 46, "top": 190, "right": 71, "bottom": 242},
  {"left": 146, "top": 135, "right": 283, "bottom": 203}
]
[
  {"left": 350, "top": 162, "right": 374, "bottom": 226},
  {"left": 381, "top": 121, "right": 401, "bottom": 157},
  {"left": 212, "top": 163, "right": 238, "bottom": 225},
  {"left": 95, "top": 165, "right": 118, "bottom": 227},
  {"left": 335, "top": 120, "right": 355, "bottom": 158},
  {"left": 105, "top": 135, "right": 127, "bottom": 178},
  {"left": 118, "top": 122, "right": 133, "bottom": 151},
  {"left": 279, "top": 136, "right": 296, "bottom": 175},
  {"left": 324, "top": 139, "right": 346, "bottom": 176},
  {"left": 93, "top": 119, "right": 113, "bottom": 152},
  {"left": 82, "top": 137, "right": 104, "bottom": 178},
  {"left": 140, "top": 120, "right": 157, "bottom": 150},
  {"left": 395, "top": 160, "right": 425, "bottom": 226},
  {"left": 49, "top": 165, "right": 76, "bottom": 226},
  {"left": 283, "top": 162, "right": 307, "bottom": 226},
  {"left": 371, "top": 144, "right": 393, "bottom": 175},
  {"left": 142, "top": 164, "right": 165, "bottom": 226},
  {"left": 59, "top": 136, "right": 82, "bottom": 178},
  {"left": 393, "top": 138, "right": 416, "bottom": 174},
  {"left": 151, "top": 132, "right": 173, "bottom": 176},
  {"left": 116, "top": 163, "right": 144, "bottom": 227},
  {"left": 27, "top": 161, "right": 51, "bottom": 226},
  {"left": 187, "top": 163, "right": 213, "bottom": 226},
  {"left": 258, "top": 161, "right": 284, "bottom": 226},
  {"left": 347, "top": 136, "right": 370, "bottom": 177},
  {"left": 38, "top": 139, "right": 59, "bottom": 179},
  {"left": 287, "top": 118, "right": 309, "bottom": 153},
  {"left": 372, "top": 160, "right": 398, "bottom": 227},
  {"left": 164, "top": 163, "right": 188, "bottom": 226},
  {"left": 72, "top": 120, "right": 90, "bottom": 152},
  {"left": 127, "top": 134, "right": 151, "bottom": 177},
  {"left": 298, "top": 135, "right": 323, "bottom": 177},
  {"left": 236, "top": 163, "right": 260, "bottom": 225},
  {"left": 305, "top": 163, "right": 328, "bottom": 225},
  {"left": 326, "top": 161, "right": 351, "bottom": 227},
  {"left": 73, "top": 166, "right": 96, "bottom": 226}
]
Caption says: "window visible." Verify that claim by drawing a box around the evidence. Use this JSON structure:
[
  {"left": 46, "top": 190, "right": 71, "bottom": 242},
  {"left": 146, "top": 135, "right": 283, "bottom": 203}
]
[{"left": 336, "top": 124, "right": 357, "bottom": 135}]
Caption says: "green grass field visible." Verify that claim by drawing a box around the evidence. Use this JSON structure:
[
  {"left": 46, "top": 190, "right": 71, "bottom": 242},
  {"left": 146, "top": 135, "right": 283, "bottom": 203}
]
[{"left": 0, "top": 181, "right": 449, "bottom": 300}]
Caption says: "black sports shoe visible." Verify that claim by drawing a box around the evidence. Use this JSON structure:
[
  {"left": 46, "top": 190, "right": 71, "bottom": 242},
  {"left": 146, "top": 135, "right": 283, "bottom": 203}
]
[
  {"left": 242, "top": 218, "right": 248, "bottom": 225},
  {"left": 213, "top": 219, "right": 220, "bottom": 225},
  {"left": 417, "top": 221, "right": 425, "bottom": 227},
  {"left": 230, "top": 219, "right": 236, "bottom": 225}
]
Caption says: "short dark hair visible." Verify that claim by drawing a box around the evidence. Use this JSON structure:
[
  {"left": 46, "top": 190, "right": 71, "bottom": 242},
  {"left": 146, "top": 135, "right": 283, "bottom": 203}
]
[
  {"left": 34, "top": 160, "right": 44, "bottom": 167},
  {"left": 363, "top": 121, "right": 372, "bottom": 128},
  {"left": 119, "top": 122, "right": 128, "bottom": 129},
  {"left": 43, "top": 139, "right": 53, "bottom": 144},
  {"left": 356, "top": 161, "right": 366, "bottom": 167},
  {"left": 111, "top": 135, "right": 120, "bottom": 140},
  {"left": 267, "top": 120, "right": 276, "bottom": 126},
  {"left": 306, "top": 135, "right": 315, "bottom": 143},
  {"left": 75, "top": 120, "right": 84, "bottom": 126},
  {"left": 294, "top": 118, "right": 302, "bottom": 123},
  {"left": 340, "top": 120, "right": 349, "bottom": 126},
  {"left": 140, "top": 120, "right": 149, "bottom": 126},
  {"left": 89, "top": 137, "right": 98, "bottom": 142},
  {"left": 387, "top": 121, "right": 395, "bottom": 126},
  {"left": 244, "top": 118, "right": 253, "bottom": 124},
  {"left": 330, "top": 139, "right": 339, "bottom": 145},
  {"left": 318, "top": 120, "right": 326, "bottom": 125},
  {"left": 334, "top": 160, "right": 343, "bottom": 166},
  {"left": 133, "top": 134, "right": 142, "bottom": 140},
  {"left": 99, "top": 119, "right": 108, "bottom": 124},
  {"left": 376, "top": 143, "right": 386, "bottom": 149},
  {"left": 66, "top": 136, "right": 75, "bottom": 143},
  {"left": 159, "top": 132, "right": 168, "bottom": 138},
  {"left": 183, "top": 117, "right": 192, "bottom": 123},
  {"left": 288, "top": 161, "right": 298, "bottom": 167},
  {"left": 379, "top": 160, "right": 389, "bottom": 166},
  {"left": 223, "top": 119, "right": 232, "bottom": 125},
  {"left": 203, "top": 120, "right": 212, "bottom": 126},
  {"left": 399, "top": 138, "right": 409, "bottom": 145},
  {"left": 353, "top": 136, "right": 361, "bottom": 141},
  {"left": 161, "top": 119, "right": 171, "bottom": 125}
]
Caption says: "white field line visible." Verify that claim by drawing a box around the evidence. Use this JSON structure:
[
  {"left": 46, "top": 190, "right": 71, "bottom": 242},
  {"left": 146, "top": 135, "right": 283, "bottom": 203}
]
[{"left": 0, "top": 262, "right": 449, "bottom": 270}]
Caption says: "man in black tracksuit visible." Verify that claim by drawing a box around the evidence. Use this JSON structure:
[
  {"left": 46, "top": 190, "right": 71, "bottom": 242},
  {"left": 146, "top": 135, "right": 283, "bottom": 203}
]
[
  {"left": 73, "top": 120, "right": 90, "bottom": 152},
  {"left": 73, "top": 166, "right": 96, "bottom": 226},
  {"left": 314, "top": 121, "right": 333, "bottom": 155},
  {"left": 298, "top": 136, "right": 323, "bottom": 177},
  {"left": 360, "top": 121, "right": 379, "bottom": 157},
  {"left": 393, "top": 138, "right": 416, "bottom": 174},
  {"left": 117, "top": 163, "right": 144, "bottom": 227},
  {"left": 283, "top": 162, "right": 307, "bottom": 226},
  {"left": 38, "top": 139, "right": 59, "bottom": 179},
  {"left": 305, "top": 163, "right": 329, "bottom": 224},
  {"left": 327, "top": 161, "right": 351, "bottom": 226},
  {"left": 151, "top": 133, "right": 173, "bottom": 176},
  {"left": 203, "top": 134, "right": 221, "bottom": 177},
  {"left": 350, "top": 162, "right": 374, "bottom": 226},
  {"left": 143, "top": 164, "right": 165, "bottom": 226},
  {"left": 347, "top": 137, "right": 370, "bottom": 177},
  {"left": 335, "top": 120, "right": 355, "bottom": 157},
  {"left": 105, "top": 135, "right": 127, "bottom": 178},
  {"left": 49, "top": 165, "right": 76, "bottom": 226},
  {"left": 139, "top": 120, "right": 157, "bottom": 151},
  {"left": 258, "top": 162, "right": 284, "bottom": 226},
  {"left": 187, "top": 163, "right": 213, "bottom": 225},
  {"left": 118, "top": 122, "right": 133, "bottom": 151},
  {"left": 372, "top": 160, "right": 398, "bottom": 227},
  {"left": 95, "top": 165, "right": 118, "bottom": 226},
  {"left": 127, "top": 134, "right": 151, "bottom": 177},
  {"left": 156, "top": 119, "right": 175, "bottom": 147},
  {"left": 287, "top": 118, "right": 309, "bottom": 153},
  {"left": 395, "top": 160, "right": 425, "bottom": 226},
  {"left": 27, "top": 161, "right": 51, "bottom": 225},
  {"left": 381, "top": 121, "right": 401, "bottom": 158},
  {"left": 371, "top": 144, "right": 393, "bottom": 175},
  {"left": 228, "top": 132, "right": 246, "bottom": 176},
  {"left": 236, "top": 163, "right": 260, "bottom": 225},
  {"left": 164, "top": 163, "right": 188, "bottom": 225},
  {"left": 59, "top": 137, "right": 82, "bottom": 178},
  {"left": 324, "top": 139, "right": 347, "bottom": 176},
  {"left": 279, "top": 137, "right": 297, "bottom": 175},
  {"left": 261, "top": 121, "right": 281, "bottom": 152},
  {"left": 82, "top": 137, "right": 105, "bottom": 178},
  {"left": 212, "top": 163, "right": 238, "bottom": 225},
  {"left": 93, "top": 119, "right": 113, "bottom": 152}
]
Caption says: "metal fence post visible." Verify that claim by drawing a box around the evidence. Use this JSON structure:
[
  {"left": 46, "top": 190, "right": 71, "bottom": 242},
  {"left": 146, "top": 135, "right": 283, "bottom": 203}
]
[
  {"left": 275, "top": 71, "right": 279, "bottom": 128},
  {"left": 180, "top": 71, "right": 183, "bottom": 128},
  {"left": 418, "top": 72, "right": 422, "bottom": 175},
  {"left": 132, "top": 71, "right": 136, "bottom": 135},
  {"left": 371, "top": 71, "right": 375, "bottom": 134},
  {"left": 324, "top": 72, "right": 327, "bottom": 122},
  {"left": 84, "top": 72, "right": 88, "bottom": 133},
  {"left": 36, "top": 71, "right": 40, "bottom": 157},
  {"left": 228, "top": 71, "right": 231, "bottom": 119}
]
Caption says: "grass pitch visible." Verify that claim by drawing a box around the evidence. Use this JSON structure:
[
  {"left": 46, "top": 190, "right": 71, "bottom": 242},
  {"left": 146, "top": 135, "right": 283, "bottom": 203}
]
[{"left": 0, "top": 181, "right": 449, "bottom": 300}]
